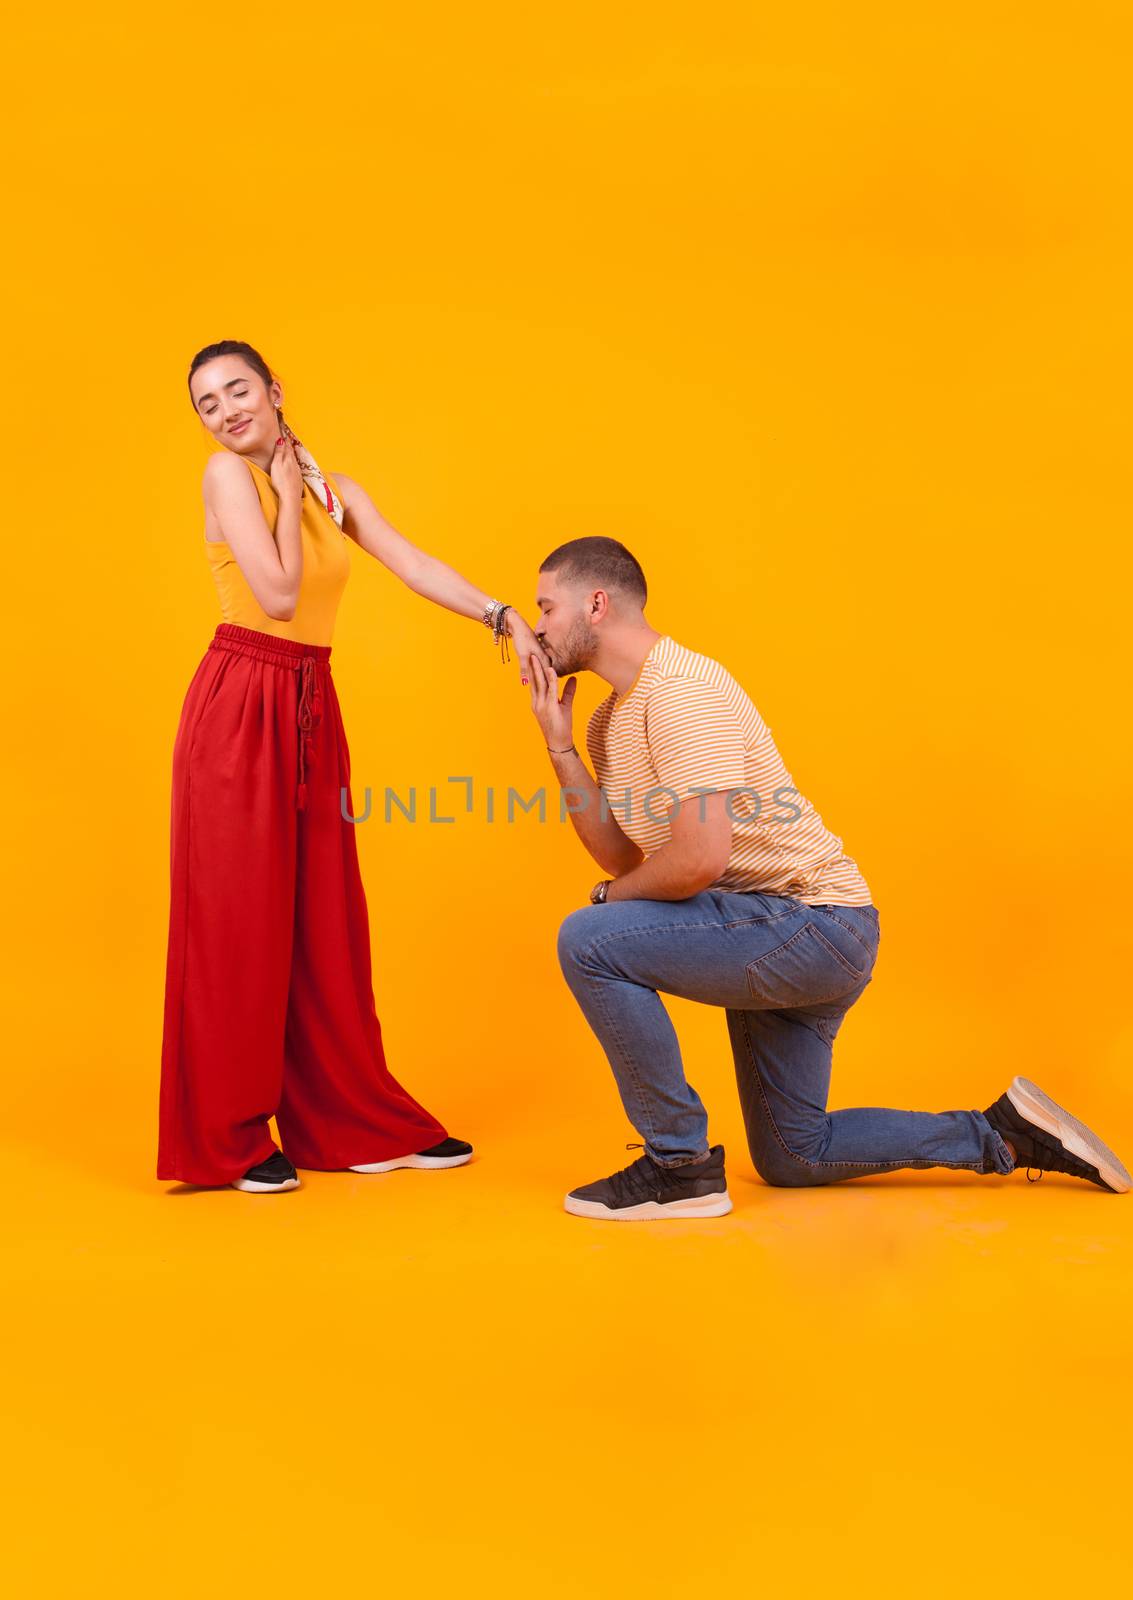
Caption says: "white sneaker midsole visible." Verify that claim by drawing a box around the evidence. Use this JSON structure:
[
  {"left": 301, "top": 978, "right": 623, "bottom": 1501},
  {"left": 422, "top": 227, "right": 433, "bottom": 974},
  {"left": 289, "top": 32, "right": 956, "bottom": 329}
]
[
  {"left": 349, "top": 1152, "right": 473, "bottom": 1173},
  {"left": 563, "top": 1190, "right": 734, "bottom": 1220},
  {"left": 230, "top": 1175, "right": 301, "bottom": 1193}
]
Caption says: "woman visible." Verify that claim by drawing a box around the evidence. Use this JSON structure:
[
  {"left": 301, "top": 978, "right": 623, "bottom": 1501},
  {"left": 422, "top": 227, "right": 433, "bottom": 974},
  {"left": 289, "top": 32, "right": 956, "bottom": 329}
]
[{"left": 158, "top": 339, "right": 547, "bottom": 1194}]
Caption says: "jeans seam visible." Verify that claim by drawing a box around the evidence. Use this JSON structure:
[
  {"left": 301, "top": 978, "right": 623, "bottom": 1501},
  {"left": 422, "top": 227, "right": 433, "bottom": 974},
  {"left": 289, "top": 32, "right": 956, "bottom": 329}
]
[
  {"left": 579, "top": 915, "right": 757, "bottom": 962},
  {"left": 568, "top": 930, "right": 714, "bottom": 1160},
  {"left": 741, "top": 1011, "right": 986, "bottom": 1174},
  {"left": 986, "top": 1128, "right": 1015, "bottom": 1174},
  {"left": 719, "top": 908, "right": 806, "bottom": 930},
  {"left": 741, "top": 1010, "right": 822, "bottom": 1173},
  {"left": 574, "top": 957, "right": 662, "bottom": 1150}
]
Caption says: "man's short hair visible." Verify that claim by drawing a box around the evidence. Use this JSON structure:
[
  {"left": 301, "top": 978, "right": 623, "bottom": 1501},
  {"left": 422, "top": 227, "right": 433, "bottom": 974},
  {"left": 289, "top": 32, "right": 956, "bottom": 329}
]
[{"left": 538, "top": 537, "right": 647, "bottom": 607}]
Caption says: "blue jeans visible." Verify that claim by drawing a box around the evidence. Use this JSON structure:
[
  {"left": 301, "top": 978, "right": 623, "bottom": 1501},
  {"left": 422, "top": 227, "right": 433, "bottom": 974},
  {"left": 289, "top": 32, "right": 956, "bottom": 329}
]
[{"left": 556, "top": 891, "right": 1015, "bottom": 1183}]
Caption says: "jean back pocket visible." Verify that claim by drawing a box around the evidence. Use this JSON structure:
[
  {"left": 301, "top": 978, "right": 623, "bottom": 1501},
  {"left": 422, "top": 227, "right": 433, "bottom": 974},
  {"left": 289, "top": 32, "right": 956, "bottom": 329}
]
[{"left": 746, "top": 920, "right": 873, "bottom": 1009}]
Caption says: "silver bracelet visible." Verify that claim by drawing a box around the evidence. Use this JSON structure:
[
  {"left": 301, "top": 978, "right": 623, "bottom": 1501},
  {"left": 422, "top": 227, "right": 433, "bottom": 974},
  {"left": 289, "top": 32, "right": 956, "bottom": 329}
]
[{"left": 480, "top": 598, "right": 512, "bottom": 665}]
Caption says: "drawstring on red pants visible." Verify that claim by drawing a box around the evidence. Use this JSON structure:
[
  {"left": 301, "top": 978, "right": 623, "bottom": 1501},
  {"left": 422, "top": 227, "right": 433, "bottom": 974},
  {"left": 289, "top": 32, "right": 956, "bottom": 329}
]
[{"left": 296, "top": 657, "right": 322, "bottom": 811}]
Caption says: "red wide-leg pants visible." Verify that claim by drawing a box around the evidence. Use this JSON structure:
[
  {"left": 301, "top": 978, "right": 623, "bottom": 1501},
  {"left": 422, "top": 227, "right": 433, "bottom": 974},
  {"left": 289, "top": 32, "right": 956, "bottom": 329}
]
[{"left": 157, "top": 622, "right": 447, "bottom": 1186}]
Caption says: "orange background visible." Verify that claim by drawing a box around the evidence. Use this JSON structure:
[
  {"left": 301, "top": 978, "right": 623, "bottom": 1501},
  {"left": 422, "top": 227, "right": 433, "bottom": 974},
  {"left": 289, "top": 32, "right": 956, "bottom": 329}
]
[{"left": 3, "top": 4, "right": 1131, "bottom": 1592}]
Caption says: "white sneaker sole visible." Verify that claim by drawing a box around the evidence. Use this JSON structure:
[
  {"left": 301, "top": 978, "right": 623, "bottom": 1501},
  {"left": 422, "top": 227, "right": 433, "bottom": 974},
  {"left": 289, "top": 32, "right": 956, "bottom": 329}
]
[
  {"left": 230, "top": 1174, "right": 301, "bottom": 1193},
  {"left": 563, "top": 1190, "right": 734, "bottom": 1221},
  {"left": 349, "top": 1151, "right": 473, "bottom": 1173},
  {"left": 1007, "top": 1075, "right": 1132, "bottom": 1193}
]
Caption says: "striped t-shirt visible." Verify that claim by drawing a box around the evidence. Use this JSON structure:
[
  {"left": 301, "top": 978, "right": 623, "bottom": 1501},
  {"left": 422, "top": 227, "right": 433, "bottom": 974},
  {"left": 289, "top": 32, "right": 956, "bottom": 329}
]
[{"left": 585, "top": 634, "right": 872, "bottom": 905}]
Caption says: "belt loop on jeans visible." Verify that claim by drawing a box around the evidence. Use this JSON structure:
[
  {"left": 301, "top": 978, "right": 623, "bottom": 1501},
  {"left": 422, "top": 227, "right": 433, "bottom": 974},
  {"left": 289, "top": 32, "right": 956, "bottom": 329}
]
[{"left": 296, "top": 657, "right": 322, "bottom": 811}]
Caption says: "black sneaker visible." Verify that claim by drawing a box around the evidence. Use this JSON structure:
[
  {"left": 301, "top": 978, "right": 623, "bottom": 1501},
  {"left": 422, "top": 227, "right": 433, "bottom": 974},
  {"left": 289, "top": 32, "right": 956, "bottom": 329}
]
[
  {"left": 983, "top": 1076, "right": 1131, "bottom": 1193},
  {"left": 564, "top": 1143, "right": 733, "bottom": 1220},
  {"left": 231, "top": 1149, "right": 301, "bottom": 1193},
  {"left": 349, "top": 1136, "right": 474, "bottom": 1174}
]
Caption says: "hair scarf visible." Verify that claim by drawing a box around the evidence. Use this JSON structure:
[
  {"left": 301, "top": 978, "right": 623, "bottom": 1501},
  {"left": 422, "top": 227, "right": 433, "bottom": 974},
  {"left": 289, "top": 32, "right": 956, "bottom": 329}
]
[{"left": 277, "top": 414, "right": 346, "bottom": 534}]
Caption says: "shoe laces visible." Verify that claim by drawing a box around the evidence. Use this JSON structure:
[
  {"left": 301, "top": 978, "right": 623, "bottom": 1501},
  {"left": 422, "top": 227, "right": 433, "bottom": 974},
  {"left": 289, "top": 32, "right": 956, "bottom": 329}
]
[
  {"left": 613, "top": 1141, "right": 704, "bottom": 1197},
  {"left": 600, "top": 1143, "right": 664, "bottom": 1203},
  {"left": 597, "top": 1141, "right": 701, "bottom": 1203},
  {"left": 1006, "top": 1120, "right": 1096, "bottom": 1183}
]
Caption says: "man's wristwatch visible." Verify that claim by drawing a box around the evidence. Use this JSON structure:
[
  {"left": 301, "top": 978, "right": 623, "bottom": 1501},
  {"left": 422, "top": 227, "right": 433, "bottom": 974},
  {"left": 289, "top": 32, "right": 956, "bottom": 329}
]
[{"left": 589, "top": 880, "right": 612, "bottom": 905}]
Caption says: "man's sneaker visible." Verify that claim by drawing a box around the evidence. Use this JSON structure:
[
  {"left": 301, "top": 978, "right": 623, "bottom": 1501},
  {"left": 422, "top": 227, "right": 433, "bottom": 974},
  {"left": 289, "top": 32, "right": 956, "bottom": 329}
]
[
  {"left": 231, "top": 1150, "right": 301, "bottom": 1193},
  {"left": 349, "top": 1137, "right": 474, "bottom": 1174},
  {"left": 983, "top": 1076, "right": 1131, "bottom": 1193},
  {"left": 564, "top": 1143, "right": 733, "bottom": 1220}
]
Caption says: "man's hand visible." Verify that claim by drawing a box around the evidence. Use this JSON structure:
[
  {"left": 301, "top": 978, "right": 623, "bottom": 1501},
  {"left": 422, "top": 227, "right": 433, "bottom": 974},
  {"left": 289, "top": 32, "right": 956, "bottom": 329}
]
[{"left": 528, "top": 656, "right": 577, "bottom": 750}]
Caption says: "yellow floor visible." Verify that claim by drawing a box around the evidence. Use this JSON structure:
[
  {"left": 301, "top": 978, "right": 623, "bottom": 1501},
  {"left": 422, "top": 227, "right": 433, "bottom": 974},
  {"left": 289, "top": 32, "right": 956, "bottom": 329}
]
[
  {"left": 7, "top": 0, "right": 1133, "bottom": 1587},
  {"left": 5, "top": 1100, "right": 1130, "bottom": 1594}
]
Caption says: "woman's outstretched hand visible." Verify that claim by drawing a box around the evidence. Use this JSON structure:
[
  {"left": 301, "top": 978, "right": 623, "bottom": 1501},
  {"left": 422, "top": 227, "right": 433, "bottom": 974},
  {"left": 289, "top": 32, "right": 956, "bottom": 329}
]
[
  {"left": 527, "top": 654, "right": 577, "bottom": 752},
  {"left": 506, "top": 612, "right": 553, "bottom": 685}
]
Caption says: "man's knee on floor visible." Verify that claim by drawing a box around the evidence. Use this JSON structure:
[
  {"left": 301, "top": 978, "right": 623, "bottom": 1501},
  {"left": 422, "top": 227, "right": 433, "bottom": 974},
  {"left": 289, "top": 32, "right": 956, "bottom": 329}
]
[{"left": 751, "top": 1139, "right": 829, "bottom": 1188}]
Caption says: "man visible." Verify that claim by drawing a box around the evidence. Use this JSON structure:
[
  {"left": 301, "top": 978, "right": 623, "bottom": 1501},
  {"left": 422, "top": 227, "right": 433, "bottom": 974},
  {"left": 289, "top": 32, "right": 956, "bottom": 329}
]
[{"left": 527, "top": 536, "right": 1131, "bottom": 1220}]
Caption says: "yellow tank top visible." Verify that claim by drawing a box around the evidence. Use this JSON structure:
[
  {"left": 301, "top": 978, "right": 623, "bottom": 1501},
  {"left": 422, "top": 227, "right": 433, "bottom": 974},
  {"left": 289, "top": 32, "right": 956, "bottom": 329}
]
[{"left": 204, "top": 456, "right": 351, "bottom": 646}]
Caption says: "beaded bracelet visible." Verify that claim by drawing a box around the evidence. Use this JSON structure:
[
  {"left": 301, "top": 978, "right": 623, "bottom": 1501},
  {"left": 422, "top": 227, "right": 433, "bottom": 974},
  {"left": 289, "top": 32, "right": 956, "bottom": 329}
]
[{"left": 480, "top": 598, "right": 512, "bottom": 665}]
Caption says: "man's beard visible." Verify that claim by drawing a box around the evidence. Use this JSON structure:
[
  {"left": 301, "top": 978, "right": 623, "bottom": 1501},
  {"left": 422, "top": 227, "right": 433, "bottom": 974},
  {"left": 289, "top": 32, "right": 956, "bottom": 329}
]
[{"left": 547, "top": 617, "right": 598, "bottom": 676}]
